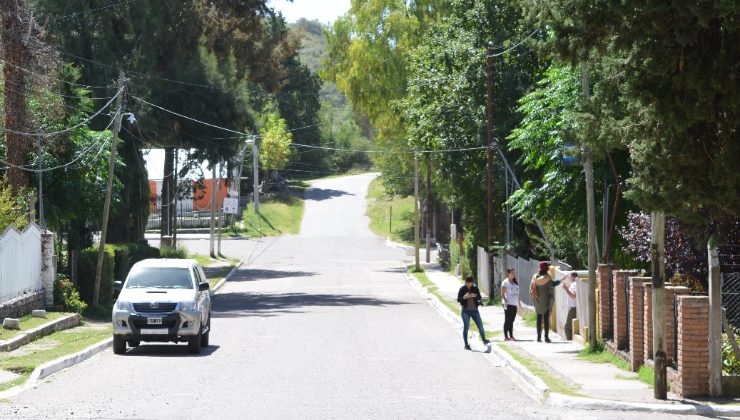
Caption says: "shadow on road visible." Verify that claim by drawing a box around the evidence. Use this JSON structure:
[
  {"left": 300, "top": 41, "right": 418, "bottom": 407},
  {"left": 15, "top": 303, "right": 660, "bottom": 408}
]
[
  {"left": 122, "top": 344, "right": 221, "bottom": 357},
  {"left": 305, "top": 188, "right": 353, "bottom": 202},
  {"left": 228, "top": 268, "right": 317, "bottom": 282},
  {"left": 212, "top": 292, "right": 408, "bottom": 318}
]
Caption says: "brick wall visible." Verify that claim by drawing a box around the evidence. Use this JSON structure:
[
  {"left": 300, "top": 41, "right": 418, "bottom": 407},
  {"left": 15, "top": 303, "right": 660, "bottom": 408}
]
[
  {"left": 644, "top": 283, "right": 653, "bottom": 360},
  {"left": 629, "top": 277, "right": 650, "bottom": 371},
  {"left": 613, "top": 270, "right": 637, "bottom": 350},
  {"left": 665, "top": 286, "right": 691, "bottom": 364},
  {"left": 671, "top": 296, "right": 710, "bottom": 398},
  {"left": 597, "top": 264, "right": 613, "bottom": 340}
]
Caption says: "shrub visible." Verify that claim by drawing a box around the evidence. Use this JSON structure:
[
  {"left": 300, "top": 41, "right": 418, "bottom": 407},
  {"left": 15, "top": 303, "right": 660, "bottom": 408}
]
[
  {"left": 53, "top": 277, "right": 87, "bottom": 314},
  {"left": 109, "top": 242, "right": 160, "bottom": 281},
  {"left": 77, "top": 246, "right": 115, "bottom": 305},
  {"left": 722, "top": 332, "right": 740, "bottom": 375},
  {"left": 160, "top": 244, "right": 187, "bottom": 259}
]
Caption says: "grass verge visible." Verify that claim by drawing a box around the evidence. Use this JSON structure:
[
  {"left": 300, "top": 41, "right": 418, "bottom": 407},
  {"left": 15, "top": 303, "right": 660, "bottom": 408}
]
[
  {"left": 577, "top": 346, "right": 659, "bottom": 389},
  {"left": 366, "top": 178, "right": 414, "bottom": 245},
  {"left": 497, "top": 343, "right": 583, "bottom": 397},
  {"left": 241, "top": 192, "right": 304, "bottom": 237},
  {"left": 0, "top": 325, "right": 111, "bottom": 392},
  {"left": 521, "top": 312, "right": 537, "bottom": 328},
  {"left": 0, "top": 313, "right": 69, "bottom": 342}
]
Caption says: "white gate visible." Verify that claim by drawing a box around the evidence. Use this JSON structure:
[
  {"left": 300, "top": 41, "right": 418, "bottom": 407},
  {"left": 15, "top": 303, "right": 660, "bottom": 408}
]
[{"left": 0, "top": 224, "right": 42, "bottom": 303}]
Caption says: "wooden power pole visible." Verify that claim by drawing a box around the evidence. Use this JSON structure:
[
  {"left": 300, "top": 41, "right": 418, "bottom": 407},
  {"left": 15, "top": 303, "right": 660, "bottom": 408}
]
[
  {"left": 1, "top": 0, "right": 32, "bottom": 192},
  {"left": 582, "top": 63, "right": 598, "bottom": 348},
  {"left": 651, "top": 211, "right": 667, "bottom": 399},
  {"left": 485, "top": 42, "right": 495, "bottom": 261},
  {"left": 93, "top": 74, "right": 125, "bottom": 305},
  {"left": 414, "top": 152, "right": 420, "bottom": 271},
  {"left": 252, "top": 137, "right": 260, "bottom": 215},
  {"left": 425, "top": 157, "right": 432, "bottom": 263}
]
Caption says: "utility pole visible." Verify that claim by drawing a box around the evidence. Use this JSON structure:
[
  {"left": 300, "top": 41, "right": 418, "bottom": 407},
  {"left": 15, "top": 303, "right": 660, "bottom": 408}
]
[
  {"left": 217, "top": 160, "right": 224, "bottom": 256},
  {"left": 414, "top": 152, "right": 420, "bottom": 271},
  {"left": 209, "top": 166, "right": 217, "bottom": 258},
  {"left": 1, "top": 0, "right": 31, "bottom": 192},
  {"left": 708, "top": 240, "right": 722, "bottom": 397},
  {"left": 651, "top": 211, "right": 667, "bottom": 399},
  {"left": 93, "top": 73, "right": 125, "bottom": 305},
  {"left": 582, "top": 63, "right": 598, "bottom": 348},
  {"left": 485, "top": 42, "right": 496, "bottom": 297},
  {"left": 37, "top": 136, "right": 45, "bottom": 227},
  {"left": 425, "top": 157, "right": 432, "bottom": 263},
  {"left": 252, "top": 137, "right": 260, "bottom": 215}
]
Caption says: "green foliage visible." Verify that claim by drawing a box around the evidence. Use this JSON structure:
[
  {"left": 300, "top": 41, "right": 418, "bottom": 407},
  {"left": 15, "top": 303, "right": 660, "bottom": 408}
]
[
  {"left": 0, "top": 178, "right": 30, "bottom": 232},
  {"left": 259, "top": 113, "right": 293, "bottom": 171},
  {"left": 110, "top": 242, "right": 161, "bottom": 280},
  {"left": 533, "top": 0, "right": 740, "bottom": 230},
  {"left": 53, "top": 277, "right": 87, "bottom": 314},
  {"left": 77, "top": 246, "right": 115, "bottom": 306},
  {"left": 160, "top": 245, "right": 188, "bottom": 259},
  {"left": 722, "top": 334, "right": 740, "bottom": 375}
]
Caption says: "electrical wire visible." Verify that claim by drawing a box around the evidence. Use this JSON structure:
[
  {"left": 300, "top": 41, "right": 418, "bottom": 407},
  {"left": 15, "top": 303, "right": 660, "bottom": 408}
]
[{"left": 0, "top": 86, "right": 124, "bottom": 137}]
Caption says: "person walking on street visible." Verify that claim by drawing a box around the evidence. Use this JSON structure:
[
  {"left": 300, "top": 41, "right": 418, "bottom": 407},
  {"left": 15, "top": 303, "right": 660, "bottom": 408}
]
[
  {"left": 531, "top": 261, "right": 555, "bottom": 343},
  {"left": 563, "top": 272, "right": 578, "bottom": 340},
  {"left": 501, "top": 269, "right": 520, "bottom": 341},
  {"left": 457, "top": 275, "right": 490, "bottom": 350}
]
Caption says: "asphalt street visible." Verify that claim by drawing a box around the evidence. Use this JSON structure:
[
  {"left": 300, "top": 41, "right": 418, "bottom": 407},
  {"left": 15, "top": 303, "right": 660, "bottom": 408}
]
[{"left": 0, "top": 174, "right": 708, "bottom": 419}]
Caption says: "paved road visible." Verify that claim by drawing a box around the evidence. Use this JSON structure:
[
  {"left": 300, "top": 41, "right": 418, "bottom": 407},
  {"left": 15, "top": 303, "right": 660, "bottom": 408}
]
[{"left": 0, "top": 174, "right": 705, "bottom": 419}]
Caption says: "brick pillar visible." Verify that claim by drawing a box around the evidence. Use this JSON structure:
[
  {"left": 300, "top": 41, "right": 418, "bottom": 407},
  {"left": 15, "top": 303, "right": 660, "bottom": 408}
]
[
  {"left": 613, "top": 270, "right": 636, "bottom": 350},
  {"left": 629, "top": 277, "right": 649, "bottom": 371},
  {"left": 665, "top": 286, "right": 691, "bottom": 365},
  {"left": 644, "top": 283, "right": 653, "bottom": 360},
  {"left": 597, "top": 264, "right": 613, "bottom": 340},
  {"left": 673, "top": 296, "right": 709, "bottom": 398}
]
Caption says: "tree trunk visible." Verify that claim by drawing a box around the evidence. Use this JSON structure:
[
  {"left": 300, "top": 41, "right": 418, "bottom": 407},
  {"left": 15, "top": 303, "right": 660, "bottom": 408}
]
[{"left": 1, "top": 0, "right": 31, "bottom": 192}]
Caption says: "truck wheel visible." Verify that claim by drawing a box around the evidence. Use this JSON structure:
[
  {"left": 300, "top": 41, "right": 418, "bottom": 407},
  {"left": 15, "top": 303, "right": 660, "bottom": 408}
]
[
  {"left": 200, "top": 314, "right": 210, "bottom": 347},
  {"left": 188, "top": 331, "right": 202, "bottom": 354},
  {"left": 113, "top": 335, "right": 126, "bottom": 355},
  {"left": 128, "top": 339, "right": 140, "bottom": 347}
]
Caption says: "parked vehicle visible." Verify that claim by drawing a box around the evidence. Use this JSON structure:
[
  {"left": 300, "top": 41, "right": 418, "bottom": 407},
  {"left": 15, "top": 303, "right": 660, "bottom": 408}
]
[{"left": 112, "top": 259, "right": 211, "bottom": 354}]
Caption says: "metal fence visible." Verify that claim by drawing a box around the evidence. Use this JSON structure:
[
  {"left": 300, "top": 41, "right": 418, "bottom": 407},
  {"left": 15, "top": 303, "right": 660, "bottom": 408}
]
[
  {"left": 147, "top": 201, "right": 228, "bottom": 230},
  {"left": 0, "top": 224, "right": 42, "bottom": 303},
  {"left": 722, "top": 271, "right": 740, "bottom": 327}
]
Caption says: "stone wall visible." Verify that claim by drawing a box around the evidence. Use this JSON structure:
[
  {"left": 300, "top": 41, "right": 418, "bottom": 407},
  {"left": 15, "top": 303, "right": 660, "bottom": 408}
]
[{"left": 0, "top": 290, "right": 45, "bottom": 321}]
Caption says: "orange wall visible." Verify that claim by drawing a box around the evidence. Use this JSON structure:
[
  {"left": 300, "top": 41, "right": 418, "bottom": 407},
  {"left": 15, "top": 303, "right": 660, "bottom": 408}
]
[{"left": 193, "top": 179, "right": 228, "bottom": 212}]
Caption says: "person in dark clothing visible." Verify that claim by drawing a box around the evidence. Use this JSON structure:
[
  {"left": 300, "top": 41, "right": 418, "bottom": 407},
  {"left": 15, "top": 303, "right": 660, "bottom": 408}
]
[{"left": 457, "top": 275, "right": 490, "bottom": 350}]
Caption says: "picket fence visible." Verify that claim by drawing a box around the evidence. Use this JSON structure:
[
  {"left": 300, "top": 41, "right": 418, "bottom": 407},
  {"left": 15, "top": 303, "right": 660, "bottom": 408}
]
[{"left": 0, "top": 224, "right": 43, "bottom": 303}]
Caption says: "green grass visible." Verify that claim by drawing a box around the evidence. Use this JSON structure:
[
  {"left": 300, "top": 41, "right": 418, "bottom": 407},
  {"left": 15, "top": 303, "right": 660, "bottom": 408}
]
[
  {"left": 366, "top": 178, "right": 415, "bottom": 245},
  {"left": 521, "top": 312, "right": 537, "bottom": 328},
  {"left": 0, "top": 313, "right": 69, "bottom": 342},
  {"left": 0, "top": 325, "right": 111, "bottom": 392},
  {"left": 498, "top": 343, "right": 583, "bottom": 397},
  {"left": 638, "top": 365, "right": 655, "bottom": 387},
  {"left": 578, "top": 347, "right": 630, "bottom": 371},
  {"left": 241, "top": 193, "right": 305, "bottom": 237}
]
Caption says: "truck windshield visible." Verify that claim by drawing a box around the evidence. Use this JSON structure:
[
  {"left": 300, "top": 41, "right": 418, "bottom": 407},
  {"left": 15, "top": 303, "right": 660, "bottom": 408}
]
[{"left": 125, "top": 267, "right": 194, "bottom": 289}]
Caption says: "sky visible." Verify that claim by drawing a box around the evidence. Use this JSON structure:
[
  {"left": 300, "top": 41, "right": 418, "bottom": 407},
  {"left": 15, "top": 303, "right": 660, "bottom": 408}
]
[{"left": 270, "top": 0, "right": 351, "bottom": 24}]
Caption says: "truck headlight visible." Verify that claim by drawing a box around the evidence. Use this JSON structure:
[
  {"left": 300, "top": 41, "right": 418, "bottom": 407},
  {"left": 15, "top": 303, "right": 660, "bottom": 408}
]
[
  {"left": 114, "top": 300, "right": 132, "bottom": 311},
  {"left": 179, "top": 301, "right": 197, "bottom": 311}
]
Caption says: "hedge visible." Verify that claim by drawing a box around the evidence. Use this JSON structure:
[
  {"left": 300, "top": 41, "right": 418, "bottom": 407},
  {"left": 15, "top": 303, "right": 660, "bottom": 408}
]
[
  {"left": 78, "top": 246, "right": 115, "bottom": 306},
  {"left": 110, "top": 242, "right": 160, "bottom": 281}
]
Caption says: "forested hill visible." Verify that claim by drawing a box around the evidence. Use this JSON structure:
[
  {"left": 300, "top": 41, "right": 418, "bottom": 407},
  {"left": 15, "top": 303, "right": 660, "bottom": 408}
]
[{"left": 291, "top": 18, "right": 325, "bottom": 74}]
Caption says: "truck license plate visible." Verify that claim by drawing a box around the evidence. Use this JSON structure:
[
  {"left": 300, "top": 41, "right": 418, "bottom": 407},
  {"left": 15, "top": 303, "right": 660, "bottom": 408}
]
[{"left": 147, "top": 317, "right": 162, "bottom": 325}]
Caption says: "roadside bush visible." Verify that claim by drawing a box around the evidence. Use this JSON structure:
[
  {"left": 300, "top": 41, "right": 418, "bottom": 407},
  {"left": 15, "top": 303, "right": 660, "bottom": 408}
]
[
  {"left": 53, "top": 276, "right": 87, "bottom": 314},
  {"left": 77, "top": 246, "right": 115, "bottom": 305},
  {"left": 160, "top": 244, "right": 188, "bottom": 259},
  {"left": 110, "top": 242, "right": 160, "bottom": 281},
  {"left": 723, "top": 332, "right": 740, "bottom": 375}
]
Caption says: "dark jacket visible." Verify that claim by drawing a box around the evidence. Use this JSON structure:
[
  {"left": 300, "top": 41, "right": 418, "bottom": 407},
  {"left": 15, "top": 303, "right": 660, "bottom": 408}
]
[{"left": 457, "top": 284, "right": 483, "bottom": 309}]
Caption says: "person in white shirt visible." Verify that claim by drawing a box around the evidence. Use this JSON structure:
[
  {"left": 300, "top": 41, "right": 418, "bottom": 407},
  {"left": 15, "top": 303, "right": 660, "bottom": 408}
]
[
  {"left": 563, "top": 272, "right": 578, "bottom": 340},
  {"left": 501, "top": 269, "right": 520, "bottom": 341}
]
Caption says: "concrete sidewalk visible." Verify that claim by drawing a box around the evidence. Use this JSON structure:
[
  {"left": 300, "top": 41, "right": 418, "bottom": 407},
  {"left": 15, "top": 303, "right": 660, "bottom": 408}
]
[{"left": 404, "top": 249, "right": 740, "bottom": 414}]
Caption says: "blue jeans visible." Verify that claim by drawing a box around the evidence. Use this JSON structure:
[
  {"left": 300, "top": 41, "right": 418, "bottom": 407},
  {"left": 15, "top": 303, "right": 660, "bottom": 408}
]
[{"left": 462, "top": 309, "right": 486, "bottom": 345}]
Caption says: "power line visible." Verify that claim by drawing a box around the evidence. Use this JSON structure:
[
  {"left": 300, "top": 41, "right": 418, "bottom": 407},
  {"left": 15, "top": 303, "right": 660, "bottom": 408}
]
[
  {"left": 48, "top": 0, "right": 140, "bottom": 23},
  {"left": 487, "top": 29, "right": 539, "bottom": 58},
  {"left": 0, "top": 86, "right": 124, "bottom": 137},
  {"left": 130, "top": 95, "right": 246, "bottom": 136}
]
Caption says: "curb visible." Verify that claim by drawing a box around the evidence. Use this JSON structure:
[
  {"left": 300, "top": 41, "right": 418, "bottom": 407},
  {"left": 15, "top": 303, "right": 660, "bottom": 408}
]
[
  {"left": 0, "top": 336, "right": 112, "bottom": 400},
  {"left": 401, "top": 263, "right": 740, "bottom": 415},
  {"left": 0, "top": 313, "right": 80, "bottom": 353},
  {"left": 210, "top": 259, "right": 245, "bottom": 295}
]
